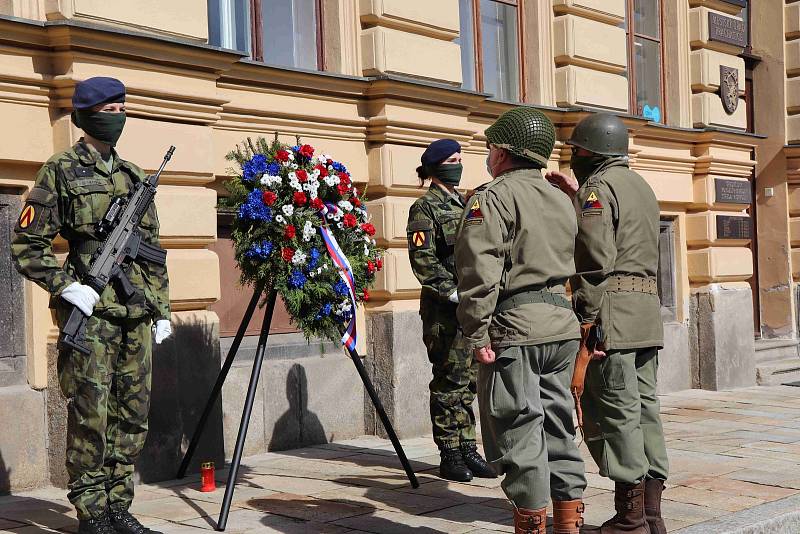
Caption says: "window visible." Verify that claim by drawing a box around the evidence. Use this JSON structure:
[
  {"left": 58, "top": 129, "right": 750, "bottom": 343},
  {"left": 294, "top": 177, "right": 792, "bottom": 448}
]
[
  {"left": 457, "top": 0, "right": 522, "bottom": 102},
  {"left": 208, "top": 0, "right": 324, "bottom": 70},
  {"left": 623, "top": 0, "right": 664, "bottom": 123}
]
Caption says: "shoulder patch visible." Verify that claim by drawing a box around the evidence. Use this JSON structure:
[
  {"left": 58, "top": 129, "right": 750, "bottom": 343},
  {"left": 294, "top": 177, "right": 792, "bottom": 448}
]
[
  {"left": 408, "top": 229, "right": 431, "bottom": 251},
  {"left": 582, "top": 190, "right": 603, "bottom": 210},
  {"left": 407, "top": 219, "right": 433, "bottom": 232},
  {"left": 463, "top": 197, "right": 484, "bottom": 227},
  {"left": 18, "top": 204, "right": 36, "bottom": 229}
]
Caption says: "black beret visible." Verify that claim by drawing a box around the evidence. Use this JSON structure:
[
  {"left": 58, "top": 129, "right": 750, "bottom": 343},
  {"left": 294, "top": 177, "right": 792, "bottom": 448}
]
[
  {"left": 420, "top": 139, "right": 461, "bottom": 167},
  {"left": 72, "top": 77, "right": 126, "bottom": 110}
]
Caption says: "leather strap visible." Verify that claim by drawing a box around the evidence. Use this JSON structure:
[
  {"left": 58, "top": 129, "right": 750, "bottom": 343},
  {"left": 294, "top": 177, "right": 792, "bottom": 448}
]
[{"left": 606, "top": 275, "right": 657, "bottom": 295}]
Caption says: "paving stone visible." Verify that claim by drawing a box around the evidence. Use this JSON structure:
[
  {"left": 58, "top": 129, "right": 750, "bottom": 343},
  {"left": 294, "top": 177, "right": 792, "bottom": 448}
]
[
  {"left": 240, "top": 492, "right": 373, "bottom": 523},
  {"left": 128, "top": 495, "right": 243, "bottom": 522},
  {"left": 662, "top": 486, "right": 764, "bottom": 512},
  {"left": 333, "top": 508, "right": 476, "bottom": 533},
  {"left": 423, "top": 503, "right": 512, "bottom": 530},
  {"left": 684, "top": 476, "right": 798, "bottom": 501},
  {"left": 312, "top": 485, "right": 460, "bottom": 515}
]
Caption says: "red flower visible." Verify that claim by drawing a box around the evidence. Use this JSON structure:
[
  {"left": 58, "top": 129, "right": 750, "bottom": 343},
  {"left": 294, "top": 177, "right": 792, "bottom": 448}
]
[
  {"left": 262, "top": 191, "right": 277, "bottom": 206},
  {"left": 314, "top": 164, "right": 328, "bottom": 177},
  {"left": 367, "top": 260, "right": 376, "bottom": 274},
  {"left": 299, "top": 144, "right": 315, "bottom": 158},
  {"left": 337, "top": 183, "right": 350, "bottom": 195},
  {"left": 282, "top": 247, "right": 295, "bottom": 262},
  {"left": 376, "top": 258, "right": 383, "bottom": 270},
  {"left": 343, "top": 214, "right": 357, "bottom": 228},
  {"left": 339, "top": 172, "right": 351, "bottom": 185},
  {"left": 284, "top": 225, "right": 296, "bottom": 239},
  {"left": 293, "top": 192, "right": 308, "bottom": 206},
  {"left": 275, "top": 150, "right": 290, "bottom": 162},
  {"left": 296, "top": 169, "right": 308, "bottom": 183},
  {"left": 362, "top": 289, "right": 370, "bottom": 301},
  {"left": 352, "top": 197, "right": 362, "bottom": 208},
  {"left": 361, "top": 223, "right": 376, "bottom": 236},
  {"left": 310, "top": 197, "right": 324, "bottom": 210},
  {"left": 326, "top": 158, "right": 333, "bottom": 165}
]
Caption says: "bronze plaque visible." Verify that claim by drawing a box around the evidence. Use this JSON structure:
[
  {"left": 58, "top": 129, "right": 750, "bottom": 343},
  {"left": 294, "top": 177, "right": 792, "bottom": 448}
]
[
  {"left": 708, "top": 12, "right": 747, "bottom": 48},
  {"left": 716, "top": 215, "right": 752, "bottom": 240},
  {"left": 719, "top": 66, "right": 739, "bottom": 114},
  {"left": 715, "top": 179, "right": 751, "bottom": 204}
]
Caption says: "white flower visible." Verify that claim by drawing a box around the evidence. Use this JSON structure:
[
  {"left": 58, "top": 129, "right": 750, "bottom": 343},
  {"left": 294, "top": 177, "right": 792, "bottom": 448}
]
[
  {"left": 259, "top": 176, "right": 270, "bottom": 186},
  {"left": 364, "top": 245, "right": 370, "bottom": 256},
  {"left": 312, "top": 169, "right": 321, "bottom": 178},
  {"left": 290, "top": 178, "right": 302, "bottom": 191},
  {"left": 327, "top": 213, "right": 335, "bottom": 220},
  {"left": 338, "top": 201, "right": 353, "bottom": 212},
  {"left": 275, "top": 214, "right": 286, "bottom": 224},
  {"left": 337, "top": 222, "right": 344, "bottom": 229},
  {"left": 364, "top": 235, "right": 371, "bottom": 243},
  {"left": 282, "top": 205, "right": 294, "bottom": 216},
  {"left": 309, "top": 189, "right": 318, "bottom": 200},
  {"left": 290, "top": 163, "right": 298, "bottom": 170},
  {"left": 292, "top": 251, "right": 307, "bottom": 265},
  {"left": 288, "top": 172, "right": 297, "bottom": 181},
  {"left": 288, "top": 152, "right": 295, "bottom": 160}
]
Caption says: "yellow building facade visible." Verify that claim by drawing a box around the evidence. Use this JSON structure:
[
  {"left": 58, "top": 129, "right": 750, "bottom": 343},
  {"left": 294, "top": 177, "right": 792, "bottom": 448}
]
[{"left": 0, "top": 0, "right": 796, "bottom": 491}]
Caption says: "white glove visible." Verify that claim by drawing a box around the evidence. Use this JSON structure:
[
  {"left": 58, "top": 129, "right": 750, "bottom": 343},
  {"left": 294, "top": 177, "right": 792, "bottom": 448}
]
[
  {"left": 61, "top": 282, "right": 100, "bottom": 317},
  {"left": 153, "top": 320, "right": 172, "bottom": 344},
  {"left": 448, "top": 290, "right": 459, "bottom": 304}
]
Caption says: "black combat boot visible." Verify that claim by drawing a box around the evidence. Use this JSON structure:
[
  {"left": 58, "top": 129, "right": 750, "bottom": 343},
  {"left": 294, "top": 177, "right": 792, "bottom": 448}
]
[
  {"left": 440, "top": 443, "right": 473, "bottom": 482},
  {"left": 77, "top": 514, "right": 116, "bottom": 534},
  {"left": 109, "top": 509, "right": 163, "bottom": 534},
  {"left": 460, "top": 441, "right": 498, "bottom": 478}
]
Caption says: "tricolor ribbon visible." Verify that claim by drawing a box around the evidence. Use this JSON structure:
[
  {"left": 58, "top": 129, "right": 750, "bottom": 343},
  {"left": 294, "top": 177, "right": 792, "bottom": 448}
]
[{"left": 317, "top": 202, "right": 358, "bottom": 351}]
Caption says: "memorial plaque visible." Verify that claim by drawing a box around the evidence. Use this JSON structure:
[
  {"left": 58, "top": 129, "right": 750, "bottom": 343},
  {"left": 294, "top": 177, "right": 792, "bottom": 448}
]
[
  {"left": 715, "top": 179, "right": 751, "bottom": 204},
  {"left": 708, "top": 12, "right": 747, "bottom": 48},
  {"left": 716, "top": 215, "right": 752, "bottom": 240}
]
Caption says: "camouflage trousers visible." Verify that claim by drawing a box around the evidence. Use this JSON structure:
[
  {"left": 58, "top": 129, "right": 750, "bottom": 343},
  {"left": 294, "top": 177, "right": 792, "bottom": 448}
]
[
  {"left": 57, "top": 312, "right": 152, "bottom": 520},
  {"left": 421, "top": 299, "right": 477, "bottom": 449}
]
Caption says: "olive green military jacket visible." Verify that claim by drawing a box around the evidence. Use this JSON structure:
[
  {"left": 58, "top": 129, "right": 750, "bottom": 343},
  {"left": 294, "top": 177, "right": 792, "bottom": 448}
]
[
  {"left": 11, "top": 140, "right": 171, "bottom": 321},
  {"left": 572, "top": 158, "right": 663, "bottom": 350},
  {"left": 455, "top": 169, "right": 580, "bottom": 352},
  {"left": 407, "top": 184, "right": 465, "bottom": 303}
]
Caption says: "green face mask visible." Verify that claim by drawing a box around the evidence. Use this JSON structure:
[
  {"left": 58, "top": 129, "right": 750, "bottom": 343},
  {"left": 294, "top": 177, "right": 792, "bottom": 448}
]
[
  {"left": 434, "top": 163, "right": 463, "bottom": 186},
  {"left": 72, "top": 110, "right": 126, "bottom": 147},
  {"left": 570, "top": 154, "right": 606, "bottom": 185}
]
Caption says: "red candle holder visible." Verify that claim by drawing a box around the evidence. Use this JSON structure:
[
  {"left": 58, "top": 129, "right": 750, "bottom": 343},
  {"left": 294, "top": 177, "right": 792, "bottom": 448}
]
[{"left": 200, "top": 461, "right": 216, "bottom": 492}]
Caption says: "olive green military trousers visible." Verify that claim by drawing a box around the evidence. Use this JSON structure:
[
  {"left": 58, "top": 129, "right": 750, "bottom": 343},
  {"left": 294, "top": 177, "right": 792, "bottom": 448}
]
[
  {"left": 477, "top": 340, "right": 586, "bottom": 510},
  {"left": 422, "top": 300, "right": 478, "bottom": 449},
  {"left": 581, "top": 348, "right": 669, "bottom": 484},
  {"left": 57, "top": 312, "right": 153, "bottom": 520}
]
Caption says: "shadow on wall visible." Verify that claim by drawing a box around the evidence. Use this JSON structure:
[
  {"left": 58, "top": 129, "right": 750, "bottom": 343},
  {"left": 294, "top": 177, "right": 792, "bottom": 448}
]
[
  {"left": 136, "top": 317, "right": 225, "bottom": 483},
  {"left": 0, "top": 451, "right": 9, "bottom": 494},
  {"left": 269, "top": 363, "right": 327, "bottom": 451}
]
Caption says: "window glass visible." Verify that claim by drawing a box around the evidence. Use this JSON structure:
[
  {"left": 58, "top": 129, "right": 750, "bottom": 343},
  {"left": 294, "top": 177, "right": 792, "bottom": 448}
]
[
  {"left": 208, "top": 0, "right": 251, "bottom": 54},
  {"left": 634, "top": 37, "right": 662, "bottom": 122},
  {"left": 633, "top": 0, "right": 660, "bottom": 39},
  {"left": 480, "top": 0, "right": 519, "bottom": 102},
  {"left": 262, "top": 0, "right": 319, "bottom": 69},
  {"left": 457, "top": 0, "right": 477, "bottom": 91}
]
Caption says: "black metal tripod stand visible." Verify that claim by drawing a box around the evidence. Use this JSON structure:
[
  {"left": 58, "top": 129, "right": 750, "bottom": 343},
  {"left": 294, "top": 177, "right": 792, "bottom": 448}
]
[{"left": 177, "top": 284, "right": 419, "bottom": 531}]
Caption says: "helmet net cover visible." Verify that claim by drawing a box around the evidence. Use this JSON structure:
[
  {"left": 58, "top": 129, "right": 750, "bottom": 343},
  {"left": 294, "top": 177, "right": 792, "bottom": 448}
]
[{"left": 485, "top": 107, "right": 556, "bottom": 167}]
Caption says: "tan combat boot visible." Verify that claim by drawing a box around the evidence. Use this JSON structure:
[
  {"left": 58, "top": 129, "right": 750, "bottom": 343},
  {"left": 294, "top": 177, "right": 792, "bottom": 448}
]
[
  {"left": 552, "top": 499, "right": 585, "bottom": 534},
  {"left": 644, "top": 479, "right": 666, "bottom": 534},
  {"left": 589, "top": 481, "right": 649, "bottom": 533},
  {"left": 513, "top": 506, "right": 547, "bottom": 534}
]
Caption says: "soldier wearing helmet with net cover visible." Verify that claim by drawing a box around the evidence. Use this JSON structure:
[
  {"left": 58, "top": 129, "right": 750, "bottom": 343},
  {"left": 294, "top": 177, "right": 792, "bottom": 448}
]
[
  {"left": 455, "top": 107, "right": 587, "bottom": 534},
  {"left": 546, "top": 112, "right": 668, "bottom": 534}
]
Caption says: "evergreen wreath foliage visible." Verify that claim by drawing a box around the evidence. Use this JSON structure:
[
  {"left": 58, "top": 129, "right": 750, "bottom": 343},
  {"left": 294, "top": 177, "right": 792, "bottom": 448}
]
[{"left": 224, "top": 135, "right": 383, "bottom": 343}]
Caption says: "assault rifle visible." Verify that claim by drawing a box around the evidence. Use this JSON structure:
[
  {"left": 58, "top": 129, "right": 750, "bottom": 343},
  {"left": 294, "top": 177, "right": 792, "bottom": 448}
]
[{"left": 58, "top": 146, "right": 176, "bottom": 355}]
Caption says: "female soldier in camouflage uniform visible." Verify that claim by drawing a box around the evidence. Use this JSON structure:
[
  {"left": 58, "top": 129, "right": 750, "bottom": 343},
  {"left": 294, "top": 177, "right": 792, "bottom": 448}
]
[{"left": 406, "top": 139, "right": 495, "bottom": 482}]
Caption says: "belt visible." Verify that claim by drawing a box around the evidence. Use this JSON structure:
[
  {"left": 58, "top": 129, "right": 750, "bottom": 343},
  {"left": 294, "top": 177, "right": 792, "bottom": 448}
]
[
  {"left": 606, "top": 275, "right": 658, "bottom": 295},
  {"left": 495, "top": 289, "right": 572, "bottom": 313},
  {"left": 69, "top": 240, "right": 104, "bottom": 256}
]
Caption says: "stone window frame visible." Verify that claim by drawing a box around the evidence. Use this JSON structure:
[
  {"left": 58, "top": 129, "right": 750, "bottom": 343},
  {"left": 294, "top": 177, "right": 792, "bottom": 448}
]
[
  {"left": 623, "top": 0, "right": 666, "bottom": 123},
  {"left": 658, "top": 216, "right": 678, "bottom": 322},
  {"left": 459, "top": 0, "right": 526, "bottom": 102}
]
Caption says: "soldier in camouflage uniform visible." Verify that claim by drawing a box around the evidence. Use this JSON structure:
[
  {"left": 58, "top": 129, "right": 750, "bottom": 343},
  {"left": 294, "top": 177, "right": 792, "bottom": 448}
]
[
  {"left": 11, "top": 77, "right": 171, "bottom": 534},
  {"left": 407, "top": 139, "right": 496, "bottom": 482},
  {"left": 547, "top": 113, "right": 668, "bottom": 534}
]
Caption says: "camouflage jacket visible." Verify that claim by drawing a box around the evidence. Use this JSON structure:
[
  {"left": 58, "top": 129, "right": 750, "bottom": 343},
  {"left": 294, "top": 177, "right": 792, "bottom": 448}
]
[
  {"left": 407, "top": 184, "right": 465, "bottom": 303},
  {"left": 572, "top": 158, "right": 663, "bottom": 349},
  {"left": 11, "top": 140, "right": 171, "bottom": 321}
]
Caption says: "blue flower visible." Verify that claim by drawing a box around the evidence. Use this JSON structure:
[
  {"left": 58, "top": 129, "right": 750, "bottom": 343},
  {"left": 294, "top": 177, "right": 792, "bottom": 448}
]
[
  {"left": 266, "top": 161, "right": 281, "bottom": 176},
  {"left": 331, "top": 161, "right": 348, "bottom": 173},
  {"left": 334, "top": 280, "right": 349, "bottom": 297},
  {"left": 308, "top": 248, "right": 321, "bottom": 270},
  {"left": 250, "top": 154, "right": 268, "bottom": 174},
  {"left": 242, "top": 161, "right": 256, "bottom": 182},
  {"left": 245, "top": 240, "right": 273, "bottom": 260},
  {"left": 238, "top": 189, "right": 273, "bottom": 222},
  {"left": 289, "top": 269, "right": 307, "bottom": 289},
  {"left": 322, "top": 303, "right": 332, "bottom": 316}
]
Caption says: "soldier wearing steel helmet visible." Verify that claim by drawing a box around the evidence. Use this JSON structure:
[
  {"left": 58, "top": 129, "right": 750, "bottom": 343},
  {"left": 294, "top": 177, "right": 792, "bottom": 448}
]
[
  {"left": 547, "top": 112, "right": 668, "bottom": 534},
  {"left": 455, "top": 107, "right": 586, "bottom": 534}
]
